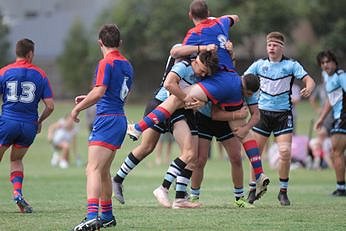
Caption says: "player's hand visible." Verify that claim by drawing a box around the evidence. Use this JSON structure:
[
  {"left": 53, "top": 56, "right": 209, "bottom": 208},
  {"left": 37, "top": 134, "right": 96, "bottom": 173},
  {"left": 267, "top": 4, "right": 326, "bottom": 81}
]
[
  {"left": 236, "top": 106, "right": 249, "bottom": 120},
  {"left": 71, "top": 109, "right": 80, "bottom": 123},
  {"left": 204, "top": 44, "right": 217, "bottom": 52},
  {"left": 185, "top": 97, "right": 205, "bottom": 109},
  {"left": 313, "top": 118, "right": 323, "bottom": 131},
  {"left": 225, "top": 41, "right": 233, "bottom": 53},
  {"left": 75, "top": 95, "right": 87, "bottom": 104},
  {"left": 300, "top": 87, "right": 312, "bottom": 98},
  {"left": 37, "top": 123, "right": 42, "bottom": 134},
  {"left": 233, "top": 126, "right": 249, "bottom": 140}
]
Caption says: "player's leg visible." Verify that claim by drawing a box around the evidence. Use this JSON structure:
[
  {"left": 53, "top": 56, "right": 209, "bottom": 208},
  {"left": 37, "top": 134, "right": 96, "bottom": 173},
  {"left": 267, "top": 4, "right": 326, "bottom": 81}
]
[
  {"left": 73, "top": 115, "right": 126, "bottom": 230},
  {"left": 221, "top": 137, "right": 252, "bottom": 208},
  {"left": 112, "top": 128, "right": 161, "bottom": 204},
  {"left": 153, "top": 120, "right": 194, "bottom": 208},
  {"left": 99, "top": 148, "right": 117, "bottom": 228},
  {"left": 330, "top": 134, "right": 346, "bottom": 196},
  {"left": 227, "top": 118, "right": 270, "bottom": 200},
  {"left": 113, "top": 98, "right": 167, "bottom": 203},
  {"left": 247, "top": 132, "right": 269, "bottom": 203},
  {"left": 129, "top": 95, "right": 184, "bottom": 140},
  {"left": 9, "top": 121, "right": 36, "bottom": 213},
  {"left": 72, "top": 145, "right": 114, "bottom": 230},
  {"left": 275, "top": 133, "right": 292, "bottom": 206},
  {"left": 171, "top": 120, "right": 200, "bottom": 209},
  {"left": 189, "top": 137, "right": 211, "bottom": 202},
  {"left": 0, "top": 146, "right": 10, "bottom": 162},
  {"left": 129, "top": 84, "right": 207, "bottom": 140},
  {"left": 10, "top": 146, "right": 33, "bottom": 213}
]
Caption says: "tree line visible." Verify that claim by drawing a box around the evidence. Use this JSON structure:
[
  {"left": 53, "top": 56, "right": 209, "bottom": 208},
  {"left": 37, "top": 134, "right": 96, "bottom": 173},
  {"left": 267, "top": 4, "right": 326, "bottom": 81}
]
[{"left": 1, "top": 0, "right": 345, "bottom": 99}]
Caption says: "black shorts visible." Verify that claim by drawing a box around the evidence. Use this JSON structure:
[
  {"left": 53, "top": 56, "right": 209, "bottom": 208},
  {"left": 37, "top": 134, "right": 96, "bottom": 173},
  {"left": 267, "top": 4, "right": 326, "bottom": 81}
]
[
  {"left": 143, "top": 98, "right": 196, "bottom": 135},
  {"left": 330, "top": 117, "right": 346, "bottom": 135},
  {"left": 252, "top": 109, "right": 293, "bottom": 137},
  {"left": 170, "top": 108, "right": 197, "bottom": 136},
  {"left": 196, "top": 111, "right": 233, "bottom": 141}
]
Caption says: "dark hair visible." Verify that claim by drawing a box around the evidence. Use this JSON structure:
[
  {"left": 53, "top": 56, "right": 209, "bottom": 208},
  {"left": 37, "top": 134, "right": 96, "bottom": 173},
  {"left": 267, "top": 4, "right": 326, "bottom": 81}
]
[
  {"left": 99, "top": 24, "right": 121, "bottom": 48},
  {"left": 198, "top": 50, "right": 219, "bottom": 75},
  {"left": 16, "top": 38, "right": 35, "bottom": 58},
  {"left": 316, "top": 50, "right": 338, "bottom": 66},
  {"left": 243, "top": 73, "right": 260, "bottom": 92},
  {"left": 189, "top": 0, "right": 208, "bottom": 20}
]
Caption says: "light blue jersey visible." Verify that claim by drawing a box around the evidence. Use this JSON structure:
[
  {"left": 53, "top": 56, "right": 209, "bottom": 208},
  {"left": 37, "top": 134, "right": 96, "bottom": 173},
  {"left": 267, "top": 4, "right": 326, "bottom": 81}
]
[
  {"left": 155, "top": 60, "right": 199, "bottom": 101},
  {"left": 244, "top": 57, "right": 308, "bottom": 111},
  {"left": 323, "top": 69, "right": 346, "bottom": 120}
]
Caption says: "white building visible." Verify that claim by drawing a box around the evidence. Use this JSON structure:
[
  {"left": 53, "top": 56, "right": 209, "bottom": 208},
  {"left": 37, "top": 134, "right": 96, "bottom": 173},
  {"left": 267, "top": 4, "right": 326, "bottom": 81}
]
[{"left": 0, "top": 0, "right": 113, "bottom": 97}]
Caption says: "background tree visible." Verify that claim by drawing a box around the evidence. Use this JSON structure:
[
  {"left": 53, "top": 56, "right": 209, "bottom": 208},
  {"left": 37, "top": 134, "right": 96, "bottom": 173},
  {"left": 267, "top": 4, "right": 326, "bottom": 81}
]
[
  {"left": 308, "top": 0, "right": 346, "bottom": 60},
  {"left": 223, "top": 0, "right": 298, "bottom": 59},
  {"left": 57, "top": 18, "right": 93, "bottom": 96},
  {"left": 0, "top": 10, "right": 10, "bottom": 67}
]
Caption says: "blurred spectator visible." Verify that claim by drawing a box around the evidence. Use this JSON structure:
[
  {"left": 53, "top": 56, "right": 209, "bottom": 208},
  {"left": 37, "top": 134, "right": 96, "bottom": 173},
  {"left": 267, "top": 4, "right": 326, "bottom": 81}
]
[
  {"left": 48, "top": 114, "right": 80, "bottom": 168},
  {"left": 268, "top": 135, "right": 310, "bottom": 170},
  {"left": 308, "top": 127, "right": 333, "bottom": 170}
]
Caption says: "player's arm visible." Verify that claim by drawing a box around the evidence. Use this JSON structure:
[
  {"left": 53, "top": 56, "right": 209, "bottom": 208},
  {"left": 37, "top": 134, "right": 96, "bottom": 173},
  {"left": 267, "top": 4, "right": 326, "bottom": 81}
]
[
  {"left": 314, "top": 100, "right": 332, "bottom": 130},
  {"left": 163, "top": 72, "right": 186, "bottom": 101},
  {"left": 211, "top": 105, "right": 249, "bottom": 121},
  {"left": 233, "top": 104, "right": 260, "bottom": 138},
  {"left": 37, "top": 98, "right": 54, "bottom": 134},
  {"left": 71, "top": 86, "right": 106, "bottom": 123},
  {"left": 300, "top": 75, "right": 315, "bottom": 98},
  {"left": 170, "top": 44, "right": 217, "bottom": 59}
]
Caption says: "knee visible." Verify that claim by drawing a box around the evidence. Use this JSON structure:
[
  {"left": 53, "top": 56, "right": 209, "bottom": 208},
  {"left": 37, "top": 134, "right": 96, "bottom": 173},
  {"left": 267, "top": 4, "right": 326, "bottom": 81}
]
[
  {"left": 278, "top": 142, "right": 291, "bottom": 162},
  {"left": 139, "top": 143, "right": 157, "bottom": 156},
  {"left": 228, "top": 153, "right": 242, "bottom": 166}
]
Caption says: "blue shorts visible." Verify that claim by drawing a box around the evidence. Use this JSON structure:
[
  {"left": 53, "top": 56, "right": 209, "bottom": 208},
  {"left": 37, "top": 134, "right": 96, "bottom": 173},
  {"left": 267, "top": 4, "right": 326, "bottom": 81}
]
[
  {"left": 0, "top": 118, "right": 37, "bottom": 148},
  {"left": 89, "top": 114, "right": 127, "bottom": 151},
  {"left": 198, "top": 70, "right": 243, "bottom": 111}
]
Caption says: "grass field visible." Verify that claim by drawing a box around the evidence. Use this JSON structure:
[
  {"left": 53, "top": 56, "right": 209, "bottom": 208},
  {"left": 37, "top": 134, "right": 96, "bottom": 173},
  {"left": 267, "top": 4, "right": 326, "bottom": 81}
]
[{"left": 0, "top": 101, "right": 345, "bottom": 231}]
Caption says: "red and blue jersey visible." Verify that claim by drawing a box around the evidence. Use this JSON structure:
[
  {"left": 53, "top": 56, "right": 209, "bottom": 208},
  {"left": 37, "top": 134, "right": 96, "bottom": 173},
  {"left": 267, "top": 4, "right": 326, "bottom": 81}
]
[
  {"left": 183, "top": 16, "right": 235, "bottom": 71},
  {"left": 93, "top": 50, "right": 134, "bottom": 115},
  {"left": 0, "top": 59, "right": 53, "bottom": 123}
]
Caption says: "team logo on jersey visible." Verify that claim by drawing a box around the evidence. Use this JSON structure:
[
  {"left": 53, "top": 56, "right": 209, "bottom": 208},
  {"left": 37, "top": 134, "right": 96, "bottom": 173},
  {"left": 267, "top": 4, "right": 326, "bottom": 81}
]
[
  {"left": 217, "top": 34, "right": 227, "bottom": 49},
  {"left": 262, "top": 66, "right": 269, "bottom": 73}
]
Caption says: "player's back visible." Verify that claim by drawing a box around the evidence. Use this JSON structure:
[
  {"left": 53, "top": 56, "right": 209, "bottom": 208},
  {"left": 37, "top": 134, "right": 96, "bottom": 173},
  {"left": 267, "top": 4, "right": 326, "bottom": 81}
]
[
  {"left": 183, "top": 17, "right": 234, "bottom": 70},
  {"left": 0, "top": 60, "right": 52, "bottom": 122},
  {"left": 95, "top": 50, "right": 134, "bottom": 115}
]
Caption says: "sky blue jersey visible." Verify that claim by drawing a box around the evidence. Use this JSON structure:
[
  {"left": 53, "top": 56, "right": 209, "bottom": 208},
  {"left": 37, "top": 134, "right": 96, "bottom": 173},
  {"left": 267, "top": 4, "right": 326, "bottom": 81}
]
[
  {"left": 244, "top": 56, "right": 308, "bottom": 112},
  {"left": 155, "top": 60, "right": 199, "bottom": 101},
  {"left": 323, "top": 69, "right": 346, "bottom": 120}
]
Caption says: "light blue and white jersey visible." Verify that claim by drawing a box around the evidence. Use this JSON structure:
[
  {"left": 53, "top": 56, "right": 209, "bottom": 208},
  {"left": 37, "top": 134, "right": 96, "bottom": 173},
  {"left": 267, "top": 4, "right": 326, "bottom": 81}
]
[
  {"left": 323, "top": 69, "right": 346, "bottom": 119},
  {"left": 244, "top": 57, "right": 308, "bottom": 111},
  {"left": 155, "top": 60, "right": 199, "bottom": 101},
  {"left": 198, "top": 89, "right": 259, "bottom": 117}
]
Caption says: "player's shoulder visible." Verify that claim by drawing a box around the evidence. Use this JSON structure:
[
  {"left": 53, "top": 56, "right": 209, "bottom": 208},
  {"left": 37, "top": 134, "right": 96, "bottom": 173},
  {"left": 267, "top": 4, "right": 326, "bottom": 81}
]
[
  {"left": 174, "top": 59, "right": 191, "bottom": 68},
  {"left": 336, "top": 69, "right": 345, "bottom": 76},
  {"left": 30, "top": 64, "right": 47, "bottom": 77}
]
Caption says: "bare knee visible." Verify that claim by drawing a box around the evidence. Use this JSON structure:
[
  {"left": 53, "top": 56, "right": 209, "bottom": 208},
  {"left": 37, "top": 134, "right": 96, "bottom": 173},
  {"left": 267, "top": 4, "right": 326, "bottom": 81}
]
[{"left": 278, "top": 142, "right": 291, "bottom": 162}]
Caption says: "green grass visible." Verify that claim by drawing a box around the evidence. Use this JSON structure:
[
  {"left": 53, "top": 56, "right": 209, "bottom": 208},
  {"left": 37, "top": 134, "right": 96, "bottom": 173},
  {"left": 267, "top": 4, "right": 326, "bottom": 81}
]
[{"left": 0, "top": 101, "right": 345, "bottom": 230}]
